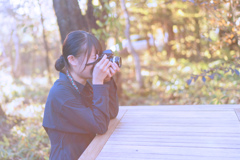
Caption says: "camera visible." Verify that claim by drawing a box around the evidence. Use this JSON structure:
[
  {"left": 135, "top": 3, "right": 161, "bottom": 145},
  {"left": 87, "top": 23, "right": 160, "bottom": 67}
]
[
  {"left": 85, "top": 49, "right": 122, "bottom": 68},
  {"left": 99, "top": 50, "right": 122, "bottom": 68}
]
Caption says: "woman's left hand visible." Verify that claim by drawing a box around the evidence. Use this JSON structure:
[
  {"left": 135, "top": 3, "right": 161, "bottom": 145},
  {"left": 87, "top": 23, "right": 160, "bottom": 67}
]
[{"left": 104, "top": 62, "right": 120, "bottom": 82}]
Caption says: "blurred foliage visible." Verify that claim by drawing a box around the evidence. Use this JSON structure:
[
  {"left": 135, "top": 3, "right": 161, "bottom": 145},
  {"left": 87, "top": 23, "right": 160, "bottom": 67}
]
[
  {"left": 1, "top": 0, "right": 240, "bottom": 159},
  {"left": 0, "top": 68, "right": 51, "bottom": 159},
  {"left": 0, "top": 116, "right": 50, "bottom": 160}
]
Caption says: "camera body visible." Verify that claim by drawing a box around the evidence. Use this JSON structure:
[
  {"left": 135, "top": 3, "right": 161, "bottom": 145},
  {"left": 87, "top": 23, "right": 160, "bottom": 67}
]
[{"left": 99, "top": 50, "right": 122, "bottom": 68}]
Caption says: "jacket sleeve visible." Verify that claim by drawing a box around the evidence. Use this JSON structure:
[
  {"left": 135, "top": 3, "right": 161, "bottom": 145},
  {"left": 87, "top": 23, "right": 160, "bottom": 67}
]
[
  {"left": 45, "top": 84, "right": 110, "bottom": 135},
  {"left": 104, "top": 78, "right": 119, "bottom": 119}
]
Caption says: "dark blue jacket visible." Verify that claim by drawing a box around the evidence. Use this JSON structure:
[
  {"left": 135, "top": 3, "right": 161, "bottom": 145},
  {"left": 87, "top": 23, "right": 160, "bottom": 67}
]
[{"left": 42, "top": 72, "right": 119, "bottom": 160}]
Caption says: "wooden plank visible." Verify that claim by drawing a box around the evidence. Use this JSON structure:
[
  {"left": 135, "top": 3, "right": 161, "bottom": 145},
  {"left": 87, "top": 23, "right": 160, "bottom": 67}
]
[
  {"left": 117, "top": 123, "right": 240, "bottom": 127},
  {"left": 124, "top": 110, "right": 235, "bottom": 114},
  {"left": 120, "top": 120, "right": 240, "bottom": 125},
  {"left": 123, "top": 113, "right": 238, "bottom": 119},
  {"left": 110, "top": 131, "right": 240, "bottom": 137},
  {"left": 121, "top": 105, "right": 240, "bottom": 110},
  {"left": 124, "top": 113, "right": 237, "bottom": 118},
  {"left": 120, "top": 118, "right": 239, "bottom": 122},
  {"left": 99, "top": 145, "right": 240, "bottom": 157},
  {"left": 109, "top": 132, "right": 240, "bottom": 137},
  {"left": 78, "top": 109, "right": 127, "bottom": 160},
  {"left": 113, "top": 127, "right": 240, "bottom": 133},
  {"left": 105, "top": 139, "right": 240, "bottom": 149},
  {"left": 108, "top": 136, "right": 240, "bottom": 144},
  {"left": 122, "top": 116, "right": 237, "bottom": 120},
  {"left": 114, "top": 125, "right": 240, "bottom": 129},
  {"left": 81, "top": 105, "right": 240, "bottom": 159},
  {"left": 97, "top": 152, "right": 240, "bottom": 160}
]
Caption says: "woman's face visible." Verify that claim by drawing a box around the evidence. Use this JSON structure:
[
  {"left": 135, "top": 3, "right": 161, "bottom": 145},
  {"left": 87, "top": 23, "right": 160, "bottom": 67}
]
[{"left": 76, "top": 48, "right": 97, "bottom": 79}]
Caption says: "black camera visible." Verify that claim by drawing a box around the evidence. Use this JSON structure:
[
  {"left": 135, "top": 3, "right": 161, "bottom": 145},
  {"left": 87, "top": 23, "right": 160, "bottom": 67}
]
[
  {"left": 99, "top": 50, "right": 122, "bottom": 68},
  {"left": 86, "top": 49, "right": 122, "bottom": 68}
]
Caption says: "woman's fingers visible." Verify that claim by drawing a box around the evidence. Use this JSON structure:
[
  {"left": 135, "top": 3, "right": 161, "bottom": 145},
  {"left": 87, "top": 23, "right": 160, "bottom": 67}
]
[
  {"left": 112, "top": 62, "right": 120, "bottom": 72},
  {"left": 107, "top": 70, "right": 112, "bottom": 77},
  {"left": 110, "top": 62, "right": 120, "bottom": 72},
  {"left": 99, "top": 59, "right": 110, "bottom": 72},
  {"left": 109, "top": 67, "right": 115, "bottom": 75},
  {"left": 111, "top": 62, "right": 117, "bottom": 70},
  {"left": 103, "top": 61, "right": 111, "bottom": 72},
  {"left": 115, "top": 62, "right": 120, "bottom": 71},
  {"left": 94, "top": 56, "right": 120, "bottom": 82},
  {"left": 109, "top": 66, "right": 118, "bottom": 77},
  {"left": 102, "top": 59, "right": 110, "bottom": 67}
]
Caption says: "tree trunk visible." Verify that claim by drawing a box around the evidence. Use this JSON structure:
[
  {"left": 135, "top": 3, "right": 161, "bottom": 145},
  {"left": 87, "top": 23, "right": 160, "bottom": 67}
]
[
  {"left": 206, "top": 3, "right": 211, "bottom": 56},
  {"left": 31, "top": 29, "right": 37, "bottom": 76},
  {"left": 98, "top": 0, "right": 110, "bottom": 50},
  {"left": 12, "top": 27, "right": 20, "bottom": 78},
  {"left": 38, "top": 0, "right": 52, "bottom": 83},
  {"left": 53, "top": 0, "right": 88, "bottom": 43},
  {"left": 177, "top": 25, "right": 181, "bottom": 54},
  {"left": 229, "top": 0, "right": 239, "bottom": 52},
  {"left": 165, "top": 21, "right": 175, "bottom": 57},
  {"left": 114, "top": 26, "right": 123, "bottom": 97},
  {"left": 194, "top": 18, "right": 201, "bottom": 57},
  {"left": 86, "top": 0, "right": 99, "bottom": 32},
  {"left": 150, "top": 27, "right": 158, "bottom": 54},
  {"left": 145, "top": 31, "right": 153, "bottom": 55},
  {"left": 115, "top": 72, "right": 122, "bottom": 98},
  {"left": 120, "top": 0, "right": 144, "bottom": 88}
]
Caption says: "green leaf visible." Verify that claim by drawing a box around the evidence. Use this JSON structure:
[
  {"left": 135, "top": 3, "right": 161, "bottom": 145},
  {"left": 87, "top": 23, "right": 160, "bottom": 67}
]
[{"left": 96, "top": 20, "right": 104, "bottom": 27}]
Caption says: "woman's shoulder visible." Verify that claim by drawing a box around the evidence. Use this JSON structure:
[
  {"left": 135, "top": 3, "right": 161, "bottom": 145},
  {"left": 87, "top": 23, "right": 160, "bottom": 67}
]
[{"left": 47, "top": 79, "right": 75, "bottom": 102}]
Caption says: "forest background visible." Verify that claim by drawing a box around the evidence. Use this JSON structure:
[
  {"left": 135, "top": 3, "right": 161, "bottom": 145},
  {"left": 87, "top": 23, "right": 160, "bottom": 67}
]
[{"left": 0, "top": 0, "right": 240, "bottom": 159}]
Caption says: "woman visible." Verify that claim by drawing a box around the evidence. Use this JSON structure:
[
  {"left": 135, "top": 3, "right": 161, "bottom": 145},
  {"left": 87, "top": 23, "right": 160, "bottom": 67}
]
[{"left": 42, "top": 30, "right": 120, "bottom": 160}]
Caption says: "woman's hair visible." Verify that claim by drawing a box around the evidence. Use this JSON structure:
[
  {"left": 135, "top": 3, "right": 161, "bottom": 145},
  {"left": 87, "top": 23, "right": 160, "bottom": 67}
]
[{"left": 55, "top": 30, "right": 102, "bottom": 72}]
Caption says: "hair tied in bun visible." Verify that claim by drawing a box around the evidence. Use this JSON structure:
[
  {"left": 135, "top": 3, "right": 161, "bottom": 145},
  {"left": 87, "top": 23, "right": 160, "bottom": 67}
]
[{"left": 55, "top": 55, "right": 65, "bottom": 72}]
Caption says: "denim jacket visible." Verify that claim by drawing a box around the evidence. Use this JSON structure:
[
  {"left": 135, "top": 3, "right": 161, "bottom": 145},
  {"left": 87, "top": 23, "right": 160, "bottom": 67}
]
[{"left": 42, "top": 72, "right": 119, "bottom": 160}]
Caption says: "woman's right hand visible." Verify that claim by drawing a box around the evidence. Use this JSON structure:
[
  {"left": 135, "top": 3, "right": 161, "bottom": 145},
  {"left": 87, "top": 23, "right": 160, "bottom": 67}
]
[{"left": 92, "top": 55, "right": 111, "bottom": 84}]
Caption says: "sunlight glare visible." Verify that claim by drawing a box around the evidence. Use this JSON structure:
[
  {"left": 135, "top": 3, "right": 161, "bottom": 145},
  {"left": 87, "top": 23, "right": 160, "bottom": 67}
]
[
  {"left": 156, "top": 81, "right": 161, "bottom": 87},
  {"left": 182, "top": 66, "right": 191, "bottom": 73},
  {"left": 127, "top": 55, "right": 133, "bottom": 62},
  {"left": 169, "top": 58, "right": 176, "bottom": 65},
  {"left": 141, "top": 70, "right": 149, "bottom": 76}
]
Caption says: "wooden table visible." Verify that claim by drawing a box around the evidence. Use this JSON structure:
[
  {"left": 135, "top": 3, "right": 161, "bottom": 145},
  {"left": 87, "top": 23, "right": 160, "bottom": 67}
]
[{"left": 79, "top": 105, "right": 240, "bottom": 160}]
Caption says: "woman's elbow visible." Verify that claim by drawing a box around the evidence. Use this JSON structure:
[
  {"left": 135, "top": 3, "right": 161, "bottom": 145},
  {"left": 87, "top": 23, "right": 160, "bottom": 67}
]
[
  {"left": 96, "top": 125, "right": 108, "bottom": 135},
  {"left": 110, "top": 107, "right": 119, "bottom": 119},
  {"left": 94, "top": 119, "right": 110, "bottom": 134}
]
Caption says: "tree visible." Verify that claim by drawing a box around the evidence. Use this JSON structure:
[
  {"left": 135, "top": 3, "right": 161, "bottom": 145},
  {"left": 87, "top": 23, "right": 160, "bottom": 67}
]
[
  {"left": 120, "top": 0, "right": 144, "bottom": 88},
  {"left": 52, "top": 0, "right": 88, "bottom": 43},
  {"left": 38, "top": 0, "right": 52, "bottom": 83}
]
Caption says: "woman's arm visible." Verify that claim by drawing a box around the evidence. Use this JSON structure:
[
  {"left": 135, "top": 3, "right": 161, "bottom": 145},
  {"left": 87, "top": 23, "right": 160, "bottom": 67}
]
[{"left": 104, "top": 78, "right": 119, "bottom": 119}]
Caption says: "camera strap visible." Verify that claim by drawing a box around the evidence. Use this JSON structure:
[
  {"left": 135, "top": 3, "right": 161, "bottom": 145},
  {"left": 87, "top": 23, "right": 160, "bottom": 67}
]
[
  {"left": 66, "top": 70, "right": 81, "bottom": 95},
  {"left": 85, "top": 58, "right": 100, "bottom": 66}
]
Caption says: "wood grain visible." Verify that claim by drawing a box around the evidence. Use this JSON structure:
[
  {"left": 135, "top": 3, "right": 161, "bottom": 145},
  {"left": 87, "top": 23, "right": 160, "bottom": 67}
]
[{"left": 79, "top": 105, "right": 240, "bottom": 160}]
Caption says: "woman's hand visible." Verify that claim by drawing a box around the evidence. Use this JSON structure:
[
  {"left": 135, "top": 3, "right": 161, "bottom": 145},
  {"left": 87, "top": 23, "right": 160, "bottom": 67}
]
[
  {"left": 104, "top": 62, "right": 120, "bottom": 83},
  {"left": 92, "top": 55, "right": 111, "bottom": 84}
]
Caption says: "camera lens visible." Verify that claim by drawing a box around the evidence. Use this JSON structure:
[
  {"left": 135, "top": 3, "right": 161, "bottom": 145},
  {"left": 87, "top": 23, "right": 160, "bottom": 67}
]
[{"left": 112, "top": 56, "right": 122, "bottom": 68}]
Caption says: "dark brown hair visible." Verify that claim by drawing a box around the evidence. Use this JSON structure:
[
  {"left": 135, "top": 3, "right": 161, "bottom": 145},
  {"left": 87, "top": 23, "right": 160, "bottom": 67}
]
[{"left": 55, "top": 30, "right": 102, "bottom": 72}]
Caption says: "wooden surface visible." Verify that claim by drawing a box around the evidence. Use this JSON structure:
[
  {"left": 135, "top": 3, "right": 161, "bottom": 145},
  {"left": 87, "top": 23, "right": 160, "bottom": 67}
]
[
  {"left": 80, "top": 105, "right": 240, "bottom": 160},
  {"left": 79, "top": 109, "right": 127, "bottom": 160},
  {"left": 234, "top": 108, "right": 240, "bottom": 121}
]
